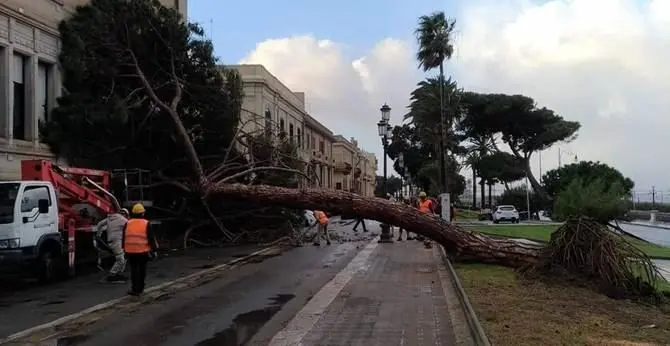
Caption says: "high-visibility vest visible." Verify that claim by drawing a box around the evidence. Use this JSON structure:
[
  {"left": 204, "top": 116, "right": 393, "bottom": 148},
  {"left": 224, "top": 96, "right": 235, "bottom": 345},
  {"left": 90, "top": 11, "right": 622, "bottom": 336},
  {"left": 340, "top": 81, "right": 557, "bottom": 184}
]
[
  {"left": 418, "top": 199, "right": 433, "bottom": 214},
  {"left": 314, "top": 210, "right": 328, "bottom": 225},
  {"left": 124, "top": 218, "right": 151, "bottom": 254}
]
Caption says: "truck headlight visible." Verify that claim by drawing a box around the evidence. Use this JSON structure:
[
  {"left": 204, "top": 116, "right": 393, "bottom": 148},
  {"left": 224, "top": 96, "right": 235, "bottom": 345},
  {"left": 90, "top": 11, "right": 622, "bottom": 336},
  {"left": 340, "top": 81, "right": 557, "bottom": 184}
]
[{"left": 0, "top": 239, "right": 20, "bottom": 249}]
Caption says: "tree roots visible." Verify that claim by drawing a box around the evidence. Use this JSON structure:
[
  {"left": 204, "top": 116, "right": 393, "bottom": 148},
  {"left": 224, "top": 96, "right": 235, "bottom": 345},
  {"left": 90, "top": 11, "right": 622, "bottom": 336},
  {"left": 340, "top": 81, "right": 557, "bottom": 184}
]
[{"left": 527, "top": 216, "right": 664, "bottom": 302}]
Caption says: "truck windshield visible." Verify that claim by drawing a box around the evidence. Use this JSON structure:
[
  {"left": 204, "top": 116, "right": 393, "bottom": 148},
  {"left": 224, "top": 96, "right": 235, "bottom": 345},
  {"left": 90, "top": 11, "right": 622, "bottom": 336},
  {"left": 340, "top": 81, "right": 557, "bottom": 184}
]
[{"left": 0, "top": 183, "right": 19, "bottom": 224}]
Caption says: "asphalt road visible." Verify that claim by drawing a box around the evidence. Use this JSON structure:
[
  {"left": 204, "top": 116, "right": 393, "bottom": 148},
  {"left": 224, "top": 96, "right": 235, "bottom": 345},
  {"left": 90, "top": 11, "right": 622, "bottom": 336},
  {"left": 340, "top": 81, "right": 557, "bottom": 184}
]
[{"left": 26, "top": 221, "right": 379, "bottom": 346}]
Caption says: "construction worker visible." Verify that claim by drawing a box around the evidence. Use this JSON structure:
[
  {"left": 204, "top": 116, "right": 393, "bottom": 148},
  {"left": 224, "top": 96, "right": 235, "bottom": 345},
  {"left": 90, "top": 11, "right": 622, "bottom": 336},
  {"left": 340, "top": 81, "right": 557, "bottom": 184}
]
[
  {"left": 122, "top": 203, "right": 158, "bottom": 296},
  {"left": 313, "top": 210, "right": 331, "bottom": 246},
  {"left": 416, "top": 191, "right": 436, "bottom": 248},
  {"left": 96, "top": 208, "right": 129, "bottom": 283}
]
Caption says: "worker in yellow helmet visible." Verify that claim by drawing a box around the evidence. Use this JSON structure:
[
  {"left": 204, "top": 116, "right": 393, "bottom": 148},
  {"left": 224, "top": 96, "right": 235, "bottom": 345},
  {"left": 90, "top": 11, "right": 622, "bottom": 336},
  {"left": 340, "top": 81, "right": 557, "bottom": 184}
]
[{"left": 122, "top": 203, "right": 158, "bottom": 296}]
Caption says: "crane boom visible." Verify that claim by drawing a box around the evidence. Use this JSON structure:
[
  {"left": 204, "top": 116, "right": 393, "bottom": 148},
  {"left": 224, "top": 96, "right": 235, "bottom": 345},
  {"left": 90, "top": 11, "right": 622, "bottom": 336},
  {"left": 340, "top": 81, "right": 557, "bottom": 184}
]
[{"left": 20, "top": 160, "right": 117, "bottom": 230}]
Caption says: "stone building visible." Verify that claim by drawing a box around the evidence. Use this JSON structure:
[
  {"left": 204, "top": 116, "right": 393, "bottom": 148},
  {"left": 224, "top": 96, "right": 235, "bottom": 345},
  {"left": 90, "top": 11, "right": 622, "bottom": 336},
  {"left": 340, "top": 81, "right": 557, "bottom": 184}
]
[{"left": 0, "top": 0, "right": 187, "bottom": 179}]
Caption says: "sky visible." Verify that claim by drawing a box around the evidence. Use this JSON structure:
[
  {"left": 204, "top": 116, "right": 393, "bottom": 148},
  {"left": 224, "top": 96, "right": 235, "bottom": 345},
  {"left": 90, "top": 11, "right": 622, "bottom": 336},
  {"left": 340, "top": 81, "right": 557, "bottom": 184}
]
[{"left": 188, "top": 0, "right": 670, "bottom": 199}]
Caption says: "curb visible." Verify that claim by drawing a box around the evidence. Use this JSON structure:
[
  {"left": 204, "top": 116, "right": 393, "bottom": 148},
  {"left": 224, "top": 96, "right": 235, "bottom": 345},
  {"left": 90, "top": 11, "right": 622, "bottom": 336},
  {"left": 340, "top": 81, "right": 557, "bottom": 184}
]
[
  {"left": 0, "top": 238, "right": 289, "bottom": 345},
  {"left": 439, "top": 246, "right": 491, "bottom": 346}
]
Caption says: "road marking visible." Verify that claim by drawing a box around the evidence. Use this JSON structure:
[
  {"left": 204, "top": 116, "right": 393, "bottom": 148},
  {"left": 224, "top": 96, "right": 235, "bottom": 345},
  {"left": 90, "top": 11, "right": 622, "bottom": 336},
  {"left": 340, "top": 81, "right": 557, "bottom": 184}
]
[
  {"left": 268, "top": 236, "right": 379, "bottom": 346},
  {"left": 0, "top": 242, "right": 285, "bottom": 345}
]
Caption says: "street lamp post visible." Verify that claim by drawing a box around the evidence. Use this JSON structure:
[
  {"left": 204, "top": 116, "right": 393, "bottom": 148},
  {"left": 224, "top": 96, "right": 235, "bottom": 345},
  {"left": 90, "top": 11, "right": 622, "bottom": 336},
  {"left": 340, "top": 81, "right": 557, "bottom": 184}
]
[
  {"left": 398, "top": 152, "right": 404, "bottom": 199},
  {"left": 377, "top": 103, "right": 394, "bottom": 243}
]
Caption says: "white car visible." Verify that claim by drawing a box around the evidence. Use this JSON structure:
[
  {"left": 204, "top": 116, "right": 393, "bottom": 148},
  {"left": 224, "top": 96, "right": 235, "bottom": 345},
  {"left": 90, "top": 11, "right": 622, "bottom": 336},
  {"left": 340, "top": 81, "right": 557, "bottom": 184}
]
[{"left": 492, "top": 205, "right": 520, "bottom": 224}]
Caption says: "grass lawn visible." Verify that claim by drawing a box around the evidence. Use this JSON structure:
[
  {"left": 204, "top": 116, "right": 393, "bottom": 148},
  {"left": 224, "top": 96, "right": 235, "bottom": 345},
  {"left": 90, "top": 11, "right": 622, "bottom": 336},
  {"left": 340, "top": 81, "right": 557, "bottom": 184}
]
[
  {"left": 456, "top": 263, "right": 670, "bottom": 346},
  {"left": 465, "top": 224, "right": 670, "bottom": 259},
  {"left": 456, "top": 208, "right": 479, "bottom": 220}
]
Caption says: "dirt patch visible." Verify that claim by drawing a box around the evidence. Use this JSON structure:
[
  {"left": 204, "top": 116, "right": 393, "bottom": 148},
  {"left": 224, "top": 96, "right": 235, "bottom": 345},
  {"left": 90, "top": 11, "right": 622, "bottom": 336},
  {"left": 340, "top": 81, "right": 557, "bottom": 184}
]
[{"left": 455, "top": 263, "right": 670, "bottom": 346}]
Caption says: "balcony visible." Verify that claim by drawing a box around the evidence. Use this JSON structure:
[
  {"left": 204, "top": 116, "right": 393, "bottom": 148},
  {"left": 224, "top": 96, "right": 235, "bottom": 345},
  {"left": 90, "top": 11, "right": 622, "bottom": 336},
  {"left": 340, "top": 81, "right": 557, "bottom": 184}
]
[{"left": 334, "top": 162, "right": 353, "bottom": 174}]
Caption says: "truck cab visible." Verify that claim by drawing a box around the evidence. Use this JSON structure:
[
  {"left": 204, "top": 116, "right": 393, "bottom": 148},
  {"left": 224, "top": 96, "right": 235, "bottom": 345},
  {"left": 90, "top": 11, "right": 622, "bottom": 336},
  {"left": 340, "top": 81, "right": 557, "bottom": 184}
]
[{"left": 0, "top": 181, "right": 61, "bottom": 279}]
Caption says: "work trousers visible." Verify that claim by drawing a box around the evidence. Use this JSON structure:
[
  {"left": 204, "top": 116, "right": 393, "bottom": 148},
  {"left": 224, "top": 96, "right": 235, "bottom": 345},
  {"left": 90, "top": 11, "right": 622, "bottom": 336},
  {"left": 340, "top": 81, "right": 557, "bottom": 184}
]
[
  {"left": 352, "top": 218, "right": 367, "bottom": 232},
  {"left": 316, "top": 223, "right": 331, "bottom": 242},
  {"left": 108, "top": 243, "right": 126, "bottom": 275},
  {"left": 126, "top": 253, "right": 149, "bottom": 294}
]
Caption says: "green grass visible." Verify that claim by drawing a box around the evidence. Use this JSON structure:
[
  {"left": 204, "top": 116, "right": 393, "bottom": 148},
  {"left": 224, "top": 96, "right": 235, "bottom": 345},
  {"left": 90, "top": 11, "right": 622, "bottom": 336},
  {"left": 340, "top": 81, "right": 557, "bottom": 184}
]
[
  {"left": 466, "top": 224, "right": 670, "bottom": 259},
  {"left": 455, "top": 208, "right": 479, "bottom": 220}
]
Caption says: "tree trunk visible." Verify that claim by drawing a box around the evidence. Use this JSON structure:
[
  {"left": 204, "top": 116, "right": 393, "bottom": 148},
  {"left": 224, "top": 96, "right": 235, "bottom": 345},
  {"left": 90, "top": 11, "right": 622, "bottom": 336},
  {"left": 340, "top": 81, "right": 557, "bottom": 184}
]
[
  {"left": 524, "top": 158, "right": 548, "bottom": 200},
  {"left": 472, "top": 170, "right": 477, "bottom": 209},
  {"left": 210, "top": 183, "right": 542, "bottom": 267},
  {"left": 480, "top": 179, "right": 485, "bottom": 209},
  {"left": 488, "top": 183, "right": 493, "bottom": 208},
  {"left": 438, "top": 63, "right": 448, "bottom": 193}
]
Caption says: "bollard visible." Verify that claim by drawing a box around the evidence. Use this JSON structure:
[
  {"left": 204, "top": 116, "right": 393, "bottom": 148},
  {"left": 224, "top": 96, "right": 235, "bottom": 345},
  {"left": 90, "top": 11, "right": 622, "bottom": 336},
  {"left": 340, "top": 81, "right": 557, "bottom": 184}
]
[{"left": 650, "top": 210, "right": 658, "bottom": 224}]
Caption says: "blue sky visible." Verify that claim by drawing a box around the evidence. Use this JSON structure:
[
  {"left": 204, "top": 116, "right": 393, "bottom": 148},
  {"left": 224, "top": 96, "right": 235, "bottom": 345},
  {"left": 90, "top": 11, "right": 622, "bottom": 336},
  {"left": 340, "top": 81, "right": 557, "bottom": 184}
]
[{"left": 188, "top": 0, "right": 459, "bottom": 63}]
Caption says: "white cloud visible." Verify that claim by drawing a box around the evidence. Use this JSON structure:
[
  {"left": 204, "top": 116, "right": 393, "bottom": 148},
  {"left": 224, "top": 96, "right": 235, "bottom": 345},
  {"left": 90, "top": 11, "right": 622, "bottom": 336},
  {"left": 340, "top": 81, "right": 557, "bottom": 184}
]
[
  {"left": 240, "top": 0, "right": 669, "bottom": 195},
  {"left": 240, "top": 35, "right": 417, "bottom": 175}
]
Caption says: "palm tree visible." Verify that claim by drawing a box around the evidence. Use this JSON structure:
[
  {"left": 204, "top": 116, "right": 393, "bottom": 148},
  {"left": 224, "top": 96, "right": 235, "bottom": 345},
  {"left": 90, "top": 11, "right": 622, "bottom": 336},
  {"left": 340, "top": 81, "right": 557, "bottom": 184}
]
[
  {"left": 404, "top": 77, "right": 461, "bottom": 164},
  {"left": 415, "top": 11, "right": 457, "bottom": 194},
  {"left": 463, "top": 135, "right": 495, "bottom": 209}
]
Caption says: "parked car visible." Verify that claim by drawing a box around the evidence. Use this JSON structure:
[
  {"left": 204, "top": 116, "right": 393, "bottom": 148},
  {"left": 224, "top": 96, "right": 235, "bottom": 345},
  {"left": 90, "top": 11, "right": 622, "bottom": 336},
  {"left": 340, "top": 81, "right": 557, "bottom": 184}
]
[{"left": 492, "top": 205, "right": 520, "bottom": 224}]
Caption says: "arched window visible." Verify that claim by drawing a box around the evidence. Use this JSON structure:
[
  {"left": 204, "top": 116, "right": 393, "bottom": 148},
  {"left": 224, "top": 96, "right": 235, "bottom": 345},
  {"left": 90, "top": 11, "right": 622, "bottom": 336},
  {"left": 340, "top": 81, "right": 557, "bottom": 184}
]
[{"left": 264, "top": 108, "right": 272, "bottom": 136}]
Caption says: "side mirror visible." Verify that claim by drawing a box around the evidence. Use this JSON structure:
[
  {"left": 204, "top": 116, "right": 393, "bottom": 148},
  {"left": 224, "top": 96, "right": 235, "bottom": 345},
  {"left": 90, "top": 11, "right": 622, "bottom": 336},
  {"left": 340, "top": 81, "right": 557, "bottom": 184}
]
[{"left": 38, "top": 199, "right": 49, "bottom": 214}]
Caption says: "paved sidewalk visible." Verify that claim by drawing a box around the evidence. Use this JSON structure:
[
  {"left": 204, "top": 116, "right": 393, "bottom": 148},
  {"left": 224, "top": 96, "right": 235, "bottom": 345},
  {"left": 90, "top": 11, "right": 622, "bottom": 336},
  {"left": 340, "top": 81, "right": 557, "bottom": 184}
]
[{"left": 270, "top": 238, "right": 471, "bottom": 346}]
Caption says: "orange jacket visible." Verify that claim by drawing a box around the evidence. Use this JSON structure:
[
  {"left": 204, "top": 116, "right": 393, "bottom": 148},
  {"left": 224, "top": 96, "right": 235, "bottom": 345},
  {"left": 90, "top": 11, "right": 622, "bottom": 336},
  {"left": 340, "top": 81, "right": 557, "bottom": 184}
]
[
  {"left": 123, "top": 219, "right": 151, "bottom": 254},
  {"left": 417, "top": 199, "right": 435, "bottom": 214},
  {"left": 314, "top": 210, "right": 329, "bottom": 225}
]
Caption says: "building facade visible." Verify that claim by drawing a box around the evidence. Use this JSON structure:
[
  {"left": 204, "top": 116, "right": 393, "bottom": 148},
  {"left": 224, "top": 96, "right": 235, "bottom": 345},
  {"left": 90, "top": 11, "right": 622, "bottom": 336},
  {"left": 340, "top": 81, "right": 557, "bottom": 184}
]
[
  {"left": 228, "top": 64, "right": 335, "bottom": 188},
  {"left": 332, "top": 136, "right": 376, "bottom": 197},
  {"left": 0, "top": 0, "right": 187, "bottom": 180}
]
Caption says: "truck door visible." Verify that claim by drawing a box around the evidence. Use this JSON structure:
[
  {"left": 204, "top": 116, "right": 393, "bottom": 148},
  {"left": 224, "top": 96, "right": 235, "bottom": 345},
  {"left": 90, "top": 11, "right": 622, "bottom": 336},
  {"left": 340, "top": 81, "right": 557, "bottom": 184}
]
[{"left": 18, "top": 184, "right": 59, "bottom": 248}]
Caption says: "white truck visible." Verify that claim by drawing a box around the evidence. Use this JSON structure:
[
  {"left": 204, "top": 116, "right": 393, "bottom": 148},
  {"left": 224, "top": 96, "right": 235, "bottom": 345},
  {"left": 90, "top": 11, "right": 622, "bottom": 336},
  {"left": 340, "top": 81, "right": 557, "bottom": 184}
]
[{"left": 0, "top": 160, "right": 120, "bottom": 282}]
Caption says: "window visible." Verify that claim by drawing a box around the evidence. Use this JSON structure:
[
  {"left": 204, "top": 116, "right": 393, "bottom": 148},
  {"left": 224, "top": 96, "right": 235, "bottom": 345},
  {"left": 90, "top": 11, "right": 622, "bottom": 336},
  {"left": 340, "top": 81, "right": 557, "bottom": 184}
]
[
  {"left": 279, "top": 118, "right": 285, "bottom": 134},
  {"left": 264, "top": 108, "right": 272, "bottom": 135},
  {"left": 20, "top": 186, "right": 51, "bottom": 213},
  {"left": 297, "top": 129, "right": 301, "bottom": 148},
  {"left": 336, "top": 182, "right": 342, "bottom": 190},
  {"left": 0, "top": 183, "right": 20, "bottom": 224},
  {"left": 311, "top": 136, "right": 316, "bottom": 150},
  {"left": 37, "top": 62, "right": 51, "bottom": 124},
  {"left": 289, "top": 124, "right": 294, "bottom": 144},
  {"left": 319, "top": 140, "right": 325, "bottom": 153},
  {"left": 12, "top": 54, "right": 26, "bottom": 140}
]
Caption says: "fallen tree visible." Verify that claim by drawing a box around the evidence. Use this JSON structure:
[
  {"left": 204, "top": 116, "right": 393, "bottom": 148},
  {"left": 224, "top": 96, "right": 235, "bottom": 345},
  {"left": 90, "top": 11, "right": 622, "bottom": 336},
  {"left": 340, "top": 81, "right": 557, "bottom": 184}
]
[{"left": 209, "top": 183, "right": 543, "bottom": 267}]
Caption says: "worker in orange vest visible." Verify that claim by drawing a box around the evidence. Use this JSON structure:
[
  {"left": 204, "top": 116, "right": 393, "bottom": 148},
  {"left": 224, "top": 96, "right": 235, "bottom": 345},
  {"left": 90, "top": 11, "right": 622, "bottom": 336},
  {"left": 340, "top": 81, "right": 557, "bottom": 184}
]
[
  {"left": 122, "top": 203, "right": 158, "bottom": 296},
  {"left": 312, "top": 210, "right": 331, "bottom": 246},
  {"left": 416, "top": 191, "right": 436, "bottom": 248}
]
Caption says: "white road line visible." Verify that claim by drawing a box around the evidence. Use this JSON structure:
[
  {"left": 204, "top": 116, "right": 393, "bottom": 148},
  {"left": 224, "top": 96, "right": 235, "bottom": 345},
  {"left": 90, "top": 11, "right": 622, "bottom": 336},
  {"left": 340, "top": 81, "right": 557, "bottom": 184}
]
[{"left": 268, "top": 237, "right": 380, "bottom": 346}]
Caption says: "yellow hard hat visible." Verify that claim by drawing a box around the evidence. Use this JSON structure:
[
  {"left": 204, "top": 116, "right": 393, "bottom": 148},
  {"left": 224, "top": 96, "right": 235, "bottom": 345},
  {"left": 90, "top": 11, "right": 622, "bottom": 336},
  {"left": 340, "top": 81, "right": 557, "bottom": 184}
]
[
  {"left": 131, "top": 203, "right": 145, "bottom": 214},
  {"left": 419, "top": 191, "right": 427, "bottom": 197}
]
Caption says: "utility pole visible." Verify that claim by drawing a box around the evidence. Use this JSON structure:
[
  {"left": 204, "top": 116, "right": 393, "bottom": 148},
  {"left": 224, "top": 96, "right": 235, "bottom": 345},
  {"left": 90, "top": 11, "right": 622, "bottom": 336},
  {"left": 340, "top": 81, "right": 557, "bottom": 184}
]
[
  {"left": 539, "top": 152, "right": 542, "bottom": 183},
  {"left": 558, "top": 148, "right": 561, "bottom": 168},
  {"left": 652, "top": 186, "right": 656, "bottom": 207}
]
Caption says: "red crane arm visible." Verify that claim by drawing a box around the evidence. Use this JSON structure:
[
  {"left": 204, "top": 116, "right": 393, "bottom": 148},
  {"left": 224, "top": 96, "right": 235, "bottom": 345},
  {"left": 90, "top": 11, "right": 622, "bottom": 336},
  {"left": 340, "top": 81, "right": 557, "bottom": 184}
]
[{"left": 20, "top": 160, "right": 117, "bottom": 224}]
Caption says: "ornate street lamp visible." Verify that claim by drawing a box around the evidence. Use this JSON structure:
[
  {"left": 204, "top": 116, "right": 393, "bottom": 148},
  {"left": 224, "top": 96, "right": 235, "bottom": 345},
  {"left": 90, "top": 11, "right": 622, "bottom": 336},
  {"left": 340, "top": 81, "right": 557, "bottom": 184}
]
[{"left": 378, "top": 103, "right": 394, "bottom": 243}]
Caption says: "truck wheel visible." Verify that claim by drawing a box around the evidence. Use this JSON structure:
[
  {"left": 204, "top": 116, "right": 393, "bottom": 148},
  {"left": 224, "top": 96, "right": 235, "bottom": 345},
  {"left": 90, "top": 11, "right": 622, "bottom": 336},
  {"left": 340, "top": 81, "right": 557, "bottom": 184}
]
[{"left": 37, "top": 248, "right": 63, "bottom": 283}]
